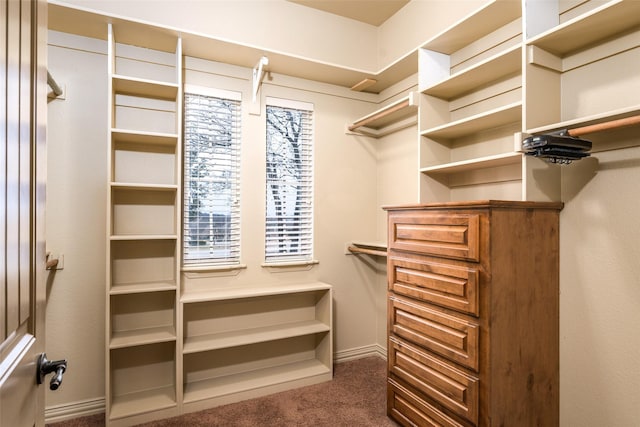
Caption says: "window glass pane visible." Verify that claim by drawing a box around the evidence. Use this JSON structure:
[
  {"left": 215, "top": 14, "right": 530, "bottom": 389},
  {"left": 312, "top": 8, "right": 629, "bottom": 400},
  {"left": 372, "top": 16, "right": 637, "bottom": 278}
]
[
  {"left": 265, "top": 104, "right": 313, "bottom": 263},
  {"left": 183, "top": 92, "right": 241, "bottom": 265}
]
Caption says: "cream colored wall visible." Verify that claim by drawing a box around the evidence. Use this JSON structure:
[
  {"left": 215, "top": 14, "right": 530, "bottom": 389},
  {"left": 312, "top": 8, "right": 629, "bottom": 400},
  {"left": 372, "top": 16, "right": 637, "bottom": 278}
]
[
  {"left": 45, "top": 32, "right": 108, "bottom": 412},
  {"left": 560, "top": 145, "right": 640, "bottom": 426}
]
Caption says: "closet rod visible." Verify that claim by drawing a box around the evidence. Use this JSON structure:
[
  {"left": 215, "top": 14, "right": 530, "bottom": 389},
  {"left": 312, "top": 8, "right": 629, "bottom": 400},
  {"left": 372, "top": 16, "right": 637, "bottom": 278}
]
[{"left": 47, "top": 71, "right": 63, "bottom": 97}]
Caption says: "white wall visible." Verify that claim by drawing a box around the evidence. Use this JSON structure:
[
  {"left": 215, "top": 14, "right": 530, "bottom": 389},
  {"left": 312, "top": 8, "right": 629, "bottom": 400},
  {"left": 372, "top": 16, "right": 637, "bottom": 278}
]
[
  {"left": 559, "top": 145, "right": 640, "bottom": 426},
  {"left": 46, "top": 32, "right": 108, "bottom": 414}
]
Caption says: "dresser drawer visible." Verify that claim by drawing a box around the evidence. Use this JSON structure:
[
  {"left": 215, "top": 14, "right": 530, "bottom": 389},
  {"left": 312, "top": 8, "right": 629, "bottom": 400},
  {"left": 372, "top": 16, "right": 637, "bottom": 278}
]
[
  {"left": 389, "top": 256, "right": 479, "bottom": 316},
  {"left": 388, "top": 213, "right": 480, "bottom": 261},
  {"left": 389, "top": 337, "right": 479, "bottom": 425},
  {"left": 389, "top": 295, "right": 479, "bottom": 371},
  {"left": 388, "top": 378, "right": 470, "bottom": 427}
]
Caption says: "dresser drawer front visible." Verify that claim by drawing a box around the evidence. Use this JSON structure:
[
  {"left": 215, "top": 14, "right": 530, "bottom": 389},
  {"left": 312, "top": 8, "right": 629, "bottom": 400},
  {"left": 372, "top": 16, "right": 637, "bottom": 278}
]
[
  {"left": 389, "top": 338, "right": 479, "bottom": 425},
  {"left": 389, "top": 257, "right": 479, "bottom": 316},
  {"left": 389, "top": 213, "right": 480, "bottom": 261},
  {"left": 389, "top": 296, "right": 479, "bottom": 371},
  {"left": 388, "top": 379, "right": 469, "bottom": 427}
]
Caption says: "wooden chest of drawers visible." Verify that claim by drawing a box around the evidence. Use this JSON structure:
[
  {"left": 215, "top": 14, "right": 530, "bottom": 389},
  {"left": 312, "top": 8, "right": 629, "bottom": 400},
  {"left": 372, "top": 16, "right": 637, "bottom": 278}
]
[{"left": 385, "top": 201, "right": 562, "bottom": 427}]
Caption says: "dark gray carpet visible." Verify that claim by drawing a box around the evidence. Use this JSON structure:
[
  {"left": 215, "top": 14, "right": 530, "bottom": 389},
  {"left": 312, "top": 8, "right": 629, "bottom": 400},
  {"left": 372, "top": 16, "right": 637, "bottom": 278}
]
[{"left": 48, "top": 356, "right": 399, "bottom": 426}]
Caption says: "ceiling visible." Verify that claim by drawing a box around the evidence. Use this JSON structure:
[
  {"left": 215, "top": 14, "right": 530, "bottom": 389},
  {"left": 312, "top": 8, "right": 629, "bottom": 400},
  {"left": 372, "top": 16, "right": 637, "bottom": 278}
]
[{"left": 287, "top": 0, "right": 409, "bottom": 26}]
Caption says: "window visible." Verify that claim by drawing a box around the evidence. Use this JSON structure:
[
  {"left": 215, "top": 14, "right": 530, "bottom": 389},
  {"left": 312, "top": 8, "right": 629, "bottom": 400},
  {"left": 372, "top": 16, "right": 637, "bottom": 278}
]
[
  {"left": 265, "top": 99, "right": 314, "bottom": 264},
  {"left": 183, "top": 87, "right": 241, "bottom": 267}
]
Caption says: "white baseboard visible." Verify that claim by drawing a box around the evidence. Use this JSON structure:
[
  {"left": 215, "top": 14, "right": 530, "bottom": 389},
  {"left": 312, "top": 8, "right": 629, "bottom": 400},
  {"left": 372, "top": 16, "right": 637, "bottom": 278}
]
[
  {"left": 45, "top": 397, "right": 104, "bottom": 424},
  {"left": 334, "top": 343, "right": 386, "bottom": 363},
  {"left": 44, "top": 345, "right": 387, "bottom": 423}
]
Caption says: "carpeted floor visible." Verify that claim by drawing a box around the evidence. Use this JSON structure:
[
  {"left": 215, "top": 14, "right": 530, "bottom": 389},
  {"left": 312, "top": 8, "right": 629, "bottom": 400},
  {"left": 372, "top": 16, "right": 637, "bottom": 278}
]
[{"left": 48, "top": 356, "right": 399, "bottom": 427}]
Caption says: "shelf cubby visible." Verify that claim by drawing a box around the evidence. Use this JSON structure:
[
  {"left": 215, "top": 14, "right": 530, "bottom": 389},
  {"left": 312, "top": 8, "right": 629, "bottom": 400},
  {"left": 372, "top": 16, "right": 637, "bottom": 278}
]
[
  {"left": 111, "top": 129, "right": 178, "bottom": 186},
  {"left": 183, "top": 334, "right": 331, "bottom": 405},
  {"left": 180, "top": 283, "right": 332, "bottom": 410},
  {"left": 110, "top": 291, "right": 176, "bottom": 348},
  {"left": 110, "top": 186, "right": 177, "bottom": 237},
  {"left": 524, "top": 0, "right": 640, "bottom": 132},
  {"left": 110, "top": 235, "right": 177, "bottom": 293},
  {"left": 109, "top": 342, "right": 177, "bottom": 420}
]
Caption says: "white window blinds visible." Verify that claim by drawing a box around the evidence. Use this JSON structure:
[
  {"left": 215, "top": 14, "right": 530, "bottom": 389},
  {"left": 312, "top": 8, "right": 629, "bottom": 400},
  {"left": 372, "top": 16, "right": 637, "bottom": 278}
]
[
  {"left": 183, "top": 89, "right": 241, "bottom": 266},
  {"left": 265, "top": 101, "right": 314, "bottom": 263}
]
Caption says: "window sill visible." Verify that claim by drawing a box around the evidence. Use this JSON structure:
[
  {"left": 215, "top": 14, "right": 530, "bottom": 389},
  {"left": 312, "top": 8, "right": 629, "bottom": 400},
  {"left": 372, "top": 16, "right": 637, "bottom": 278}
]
[
  {"left": 261, "top": 260, "right": 319, "bottom": 269},
  {"left": 182, "top": 263, "right": 247, "bottom": 273}
]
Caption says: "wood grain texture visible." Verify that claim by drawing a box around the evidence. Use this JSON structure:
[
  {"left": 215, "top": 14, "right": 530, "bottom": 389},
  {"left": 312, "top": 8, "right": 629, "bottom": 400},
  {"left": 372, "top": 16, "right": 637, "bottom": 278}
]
[{"left": 387, "top": 201, "right": 561, "bottom": 427}]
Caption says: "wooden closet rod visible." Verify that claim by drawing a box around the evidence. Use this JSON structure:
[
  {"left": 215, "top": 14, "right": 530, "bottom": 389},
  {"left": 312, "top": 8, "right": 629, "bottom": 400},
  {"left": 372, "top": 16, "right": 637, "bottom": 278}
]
[
  {"left": 348, "top": 98, "right": 411, "bottom": 132},
  {"left": 565, "top": 114, "right": 640, "bottom": 137}
]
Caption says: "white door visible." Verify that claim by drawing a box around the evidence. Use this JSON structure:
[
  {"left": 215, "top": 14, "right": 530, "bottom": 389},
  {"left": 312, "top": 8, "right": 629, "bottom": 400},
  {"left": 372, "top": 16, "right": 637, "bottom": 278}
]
[{"left": 0, "top": 0, "right": 49, "bottom": 426}]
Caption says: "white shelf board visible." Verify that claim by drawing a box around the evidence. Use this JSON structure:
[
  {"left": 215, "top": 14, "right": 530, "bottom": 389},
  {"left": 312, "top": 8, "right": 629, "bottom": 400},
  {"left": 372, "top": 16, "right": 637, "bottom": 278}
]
[
  {"left": 422, "top": 45, "right": 521, "bottom": 99},
  {"left": 110, "top": 385, "right": 176, "bottom": 420},
  {"left": 181, "top": 282, "right": 331, "bottom": 304},
  {"left": 183, "top": 320, "right": 330, "bottom": 354},
  {"left": 111, "top": 128, "right": 179, "bottom": 146},
  {"left": 421, "top": 102, "right": 522, "bottom": 140},
  {"left": 422, "top": 0, "right": 521, "bottom": 54},
  {"left": 420, "top": 152, "right": 522, "bottom": 175},
  {"left": 110, "top": 326, "right": 176, "bottom": 349},
  {"left": 110, "top": 281, "right": 177, "bottom": 295},
  {"left": 112, "top": 74, "right": 179, "bottom": 100},
  {"left": 183, "top": 359, "right": 330, "bottom": 404},
  {"left": 110, "top": 234, "right": 178, "bottom": 241},
  {"left": 110, "top": 182, "right": 179, "bottom": 192},
  {"left": 525, "top": 105, "right": 640, "bottom": 135},
  {"left": 526, "top": 0, "right": 640, "bottom": 56}
]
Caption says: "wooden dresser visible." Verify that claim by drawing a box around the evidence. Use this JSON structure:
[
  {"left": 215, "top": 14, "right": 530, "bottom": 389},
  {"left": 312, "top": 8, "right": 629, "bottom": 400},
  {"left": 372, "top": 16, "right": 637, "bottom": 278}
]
[{"left": 385, "top": 201, "right": 562, "bottom": 427}]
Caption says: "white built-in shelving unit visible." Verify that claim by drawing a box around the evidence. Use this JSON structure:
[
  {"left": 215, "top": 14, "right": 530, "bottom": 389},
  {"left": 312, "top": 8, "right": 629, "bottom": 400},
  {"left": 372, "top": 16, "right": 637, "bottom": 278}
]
[
  {"left": 100, "top": 17, "right": 335, "bottom": 426},
  {"left": 106, "top": 20, "right": 183, "bottom": 426},
  {"left": 180, "top": 283, "right": 333, "bottom": 413}
]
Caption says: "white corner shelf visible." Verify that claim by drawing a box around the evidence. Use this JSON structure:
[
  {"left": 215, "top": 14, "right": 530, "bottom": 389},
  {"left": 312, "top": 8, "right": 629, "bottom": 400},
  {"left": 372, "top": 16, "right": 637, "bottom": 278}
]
[{"left": 348, "top": 92, "right": 418, "bottom": 138}]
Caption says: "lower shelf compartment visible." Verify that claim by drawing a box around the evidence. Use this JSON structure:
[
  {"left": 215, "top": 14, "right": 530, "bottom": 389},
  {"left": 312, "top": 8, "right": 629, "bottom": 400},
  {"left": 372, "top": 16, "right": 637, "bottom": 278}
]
[
  {"left": 183, "top": 358, "right": 330, "bottom": 404},
  {"left": 109, "top": 341, "right": 176, "bottom": 420},
  {"left": 110, "top": 385, "right": 176, "bottom": 420},
  {"left": 183, "top": 332, "right": 332, "bottom": 405}
]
